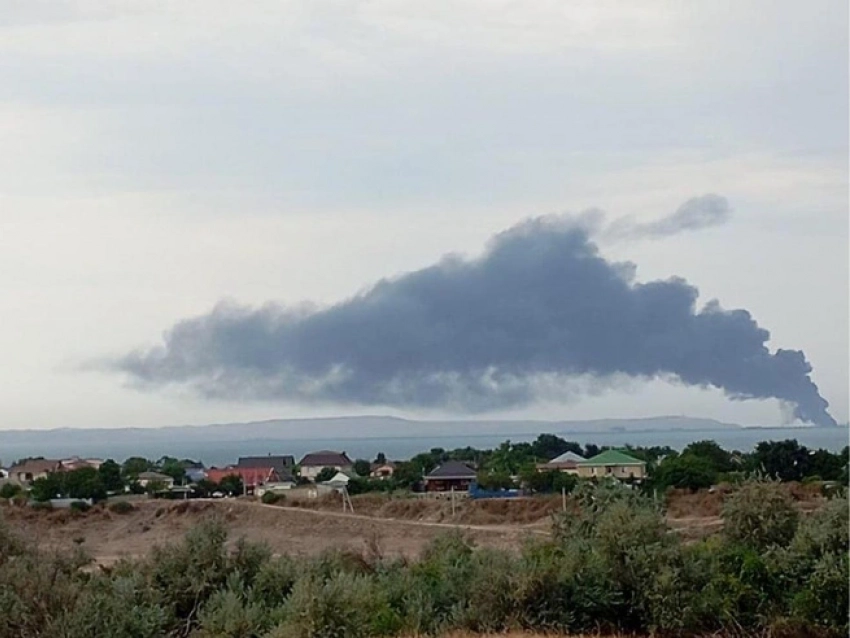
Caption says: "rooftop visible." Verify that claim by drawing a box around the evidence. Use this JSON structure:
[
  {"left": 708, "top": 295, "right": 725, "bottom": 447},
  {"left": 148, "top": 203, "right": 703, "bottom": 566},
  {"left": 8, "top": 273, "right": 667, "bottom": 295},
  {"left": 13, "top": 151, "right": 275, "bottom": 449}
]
[
  {"left": 424, "top": 460, "right": 477, "bottom": 480},
  {"left": 579, "top": 450, "right": 645, "bottom": 466},
  {"left": 299, "top": 451, "right": 353, "bottom": 467}
]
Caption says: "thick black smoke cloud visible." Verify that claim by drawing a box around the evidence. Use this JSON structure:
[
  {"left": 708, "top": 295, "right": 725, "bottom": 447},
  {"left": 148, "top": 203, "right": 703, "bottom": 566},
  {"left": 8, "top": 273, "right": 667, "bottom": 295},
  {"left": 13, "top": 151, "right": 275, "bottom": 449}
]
[{"left": 118, "top": 203, "right": 836, "bottom": 426}]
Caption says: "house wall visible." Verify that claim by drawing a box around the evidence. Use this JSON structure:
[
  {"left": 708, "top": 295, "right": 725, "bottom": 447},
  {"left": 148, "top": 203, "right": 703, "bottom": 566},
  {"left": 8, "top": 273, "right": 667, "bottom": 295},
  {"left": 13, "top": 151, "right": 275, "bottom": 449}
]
[
  {"left": 300, "top": 464, "right": 351, "bottom": 480},
  {"left": 424, "top": 478, "right": 474, "bottom": 492},
  {"left": 370, "top": 465, "right": 394, "bottom": 479},
  {"left": 576, "top": 464, "right": 646, "bottom": 480},
  {"left": 14, "top": 470, "right": 50, "bottom": 483}
]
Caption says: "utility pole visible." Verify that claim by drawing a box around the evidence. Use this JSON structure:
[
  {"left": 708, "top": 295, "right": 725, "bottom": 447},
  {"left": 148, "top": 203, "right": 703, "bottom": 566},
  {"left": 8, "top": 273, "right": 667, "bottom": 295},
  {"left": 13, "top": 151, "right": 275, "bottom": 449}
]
[
  {"left": 561, "top": 486, "right": 567, "bottom": 512},
  {"left": 341, "top": 486, "right": 354, "bottom": 513}
]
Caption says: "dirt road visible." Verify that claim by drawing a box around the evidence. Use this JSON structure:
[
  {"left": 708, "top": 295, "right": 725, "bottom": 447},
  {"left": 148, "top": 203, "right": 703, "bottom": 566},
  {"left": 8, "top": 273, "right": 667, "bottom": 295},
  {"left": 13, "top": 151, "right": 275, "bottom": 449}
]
[{"left": 2, "top": 499, "right": 543, "bottom": 565}]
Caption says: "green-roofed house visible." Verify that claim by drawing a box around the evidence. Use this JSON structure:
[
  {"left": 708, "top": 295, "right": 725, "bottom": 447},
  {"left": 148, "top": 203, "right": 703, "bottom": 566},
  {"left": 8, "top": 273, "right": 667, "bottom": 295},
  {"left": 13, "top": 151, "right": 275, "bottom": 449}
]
[{"left": 577, "top": 450, "right": 646, "bottom": 482}]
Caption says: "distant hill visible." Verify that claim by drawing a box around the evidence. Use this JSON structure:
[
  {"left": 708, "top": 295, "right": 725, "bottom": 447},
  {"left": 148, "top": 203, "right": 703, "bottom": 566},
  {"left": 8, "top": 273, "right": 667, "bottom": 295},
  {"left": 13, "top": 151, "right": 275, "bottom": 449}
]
[{"left": 0, "top": 414, "right": 745, "bottom": 462}]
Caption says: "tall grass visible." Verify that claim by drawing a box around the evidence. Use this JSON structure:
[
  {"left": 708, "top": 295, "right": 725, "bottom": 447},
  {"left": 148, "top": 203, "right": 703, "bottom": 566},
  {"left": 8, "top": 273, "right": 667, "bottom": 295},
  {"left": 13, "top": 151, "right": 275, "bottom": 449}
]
[{"left": 0, "top": 479, "right": 846, "bottom": 638}]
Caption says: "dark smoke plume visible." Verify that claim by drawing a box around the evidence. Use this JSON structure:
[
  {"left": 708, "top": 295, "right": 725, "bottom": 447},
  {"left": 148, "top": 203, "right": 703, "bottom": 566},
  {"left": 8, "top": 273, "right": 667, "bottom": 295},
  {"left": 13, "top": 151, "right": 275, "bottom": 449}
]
[{"left": 117, "top": 204, "right": 836, "bottom": 426}]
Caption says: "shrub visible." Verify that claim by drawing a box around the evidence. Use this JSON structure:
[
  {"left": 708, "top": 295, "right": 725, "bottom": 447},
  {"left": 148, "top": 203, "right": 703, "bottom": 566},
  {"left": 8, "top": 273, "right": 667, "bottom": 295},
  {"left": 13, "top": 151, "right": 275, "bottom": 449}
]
[
  {"left": 274, "top": 571, "right": 392, "bottom": 638},
  {"left": 260, "top": 491, "right": 282, "bottom": 505},
  {"left": 69, "top": 501, "right": 91, "bottom": 513},
  {"left": 196, "top": 584, "right": 272, "bottom": 638},
  {"left": 108, "top": 500, "right": 135, "bottom": 514},
  {"left": 0, "top": 483, "right": 22, "bottom": 499},
  {"left": 722, "top": 478, "right": 798, "bottom": 549}
]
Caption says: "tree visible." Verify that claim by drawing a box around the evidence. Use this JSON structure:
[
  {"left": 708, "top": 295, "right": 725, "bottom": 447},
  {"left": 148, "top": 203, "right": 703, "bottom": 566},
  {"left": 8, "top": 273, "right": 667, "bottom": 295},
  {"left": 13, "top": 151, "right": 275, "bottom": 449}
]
[
  {"left": 750, "top": 440, "right": 810, "bottom": 481},
  {"left": 653, "top": 454, "right": 716, "bottom": 492},
  {"left": 391, "top": 462, "right": 422, "bottom": 488},
  {"left": 353, "top": 459, "right": 371, "bottom": 477},
  {"left": 520, "top": 467, "right": 577, "bottom": 494},
  {"left": 531, "top": 434, "right": 581, "bottom": 461},
  {"left": 217, "top": 475, "right": 244, "bottom": 496},
  {"left": 145, "top": 480, "right": 168, "bottom": 495},
  {"left": 584, "top": 443, "right": 601, "bottom": 459},
  {"left": 373, "top": 452, "right": 386, "bottom": 465},
  {"left": 315, "top": 467, "right": 337, "bottom": 483},
  {"left": 808, "top": 449, "right": 844, "bottom": 481},
  {"left": 122, "top": 456, "right": 152, "bottom": 479},
  {"left": 476, "top": 470, "right": 515, "bottom": 490},
  {"left": 682, "top": 440, "right": 735, "bottom": 473},
  {"left": 63, "top": 467, "right": 107, "bottom": 501},
  {"left": 0, "top": 483, "right": 22, "bottom": 499},
  {"left": 158, "top": 457, "right": 187, "bottom": 485},
  {"left": 30, "top": 475, "right": 60, "bottom": 502},
  {"left": 98, "top": 459, "right": 125, "bottom": 493}
]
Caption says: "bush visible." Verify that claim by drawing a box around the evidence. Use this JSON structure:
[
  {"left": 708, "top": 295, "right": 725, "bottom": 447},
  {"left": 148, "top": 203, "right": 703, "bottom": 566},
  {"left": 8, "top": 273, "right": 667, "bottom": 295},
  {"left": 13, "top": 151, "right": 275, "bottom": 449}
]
[
  {"left": 69, "top": 501, "right": 91, "bottom": 513},
  {"left": 108, "top": 500, "right": 136, "bottom": 514},
  {"left": 274, "top": 571, "right": 392, "bottom": 638},
  {"left": 0, "top": 483, "right": 22, "bottom": 499},
  {"left": 261, "top": 491, "right": 282, "bottom": 505},
  {"left": 722, "top": 478, "right": 798, "bottom": 549},
  {"left": 0, "top": 480, "right": 847, "bottom": 638}
]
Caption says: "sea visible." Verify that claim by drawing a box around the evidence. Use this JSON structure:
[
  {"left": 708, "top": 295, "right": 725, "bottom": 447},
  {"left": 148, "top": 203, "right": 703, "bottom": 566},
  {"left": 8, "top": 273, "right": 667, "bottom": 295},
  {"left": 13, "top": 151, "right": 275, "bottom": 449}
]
[{"left": 3, "top": 427, "right": 846, "bottom": 467}]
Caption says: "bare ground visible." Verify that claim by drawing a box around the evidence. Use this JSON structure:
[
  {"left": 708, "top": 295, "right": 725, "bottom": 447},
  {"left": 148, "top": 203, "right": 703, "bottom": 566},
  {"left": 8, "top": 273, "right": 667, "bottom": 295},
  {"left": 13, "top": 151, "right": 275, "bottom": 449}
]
[{"left": 1, "top": 484, "right": 826, "bottom": 564}]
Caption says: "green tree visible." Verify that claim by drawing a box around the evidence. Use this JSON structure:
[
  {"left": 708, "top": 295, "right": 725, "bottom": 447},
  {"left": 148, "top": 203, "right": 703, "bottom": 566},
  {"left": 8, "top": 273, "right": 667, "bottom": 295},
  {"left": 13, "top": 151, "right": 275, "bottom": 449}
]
[
  {"left": 531, "top": 434, "right": 582, "bottom": 461},
  {"left": 476, "top": 470, "right": 515, "bottom": 490},
  {"left": 315, "top": 467, "right": 337, "bottom": 483},
  {"left": 30, "top": 474, "right": 61, "bottom": 501},
  {"left": 391, "top": 461, "right": 422, "bottom": 488},
  {"left": 352, "top": 459, "right": 371, "bottom": 477},
  {"left": 64, "top": 467, "right": 107, "bottom": 501},
  {"left": 98, "top": 459, "right": 125, "bottom": 493},
  {"left": 218, "top": 475, "right": 244, "bottom": 496},
  {"left": 520, "top": 467, "right": 577, "bottom": 494},
  {"left": 653, "top": 454, "right": 717, "bottom": 492},
  {"left": 749, "top": 439, "right": 810, "bottom": 481},
  {"left": 122, "top": 456, "right": 152, "bottom": 479},
  {"left": 807, "top": 448, "right": 844, "bottom": 481},
  {"left": 158, "top": 457, "right": 187, "bottom": 484},
  {"left": 0, "top": 483, "right": 22, "bottom": 499},
  {"left": 682, "top": 440, "right": 735, "bottom": 473}
]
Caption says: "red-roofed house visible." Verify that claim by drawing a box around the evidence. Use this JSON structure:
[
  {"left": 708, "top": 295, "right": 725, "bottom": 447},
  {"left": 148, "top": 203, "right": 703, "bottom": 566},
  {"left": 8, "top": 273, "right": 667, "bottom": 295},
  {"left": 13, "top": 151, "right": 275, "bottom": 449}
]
[{"left": 206, "top": 466, "right": 281, "bottom": 495}]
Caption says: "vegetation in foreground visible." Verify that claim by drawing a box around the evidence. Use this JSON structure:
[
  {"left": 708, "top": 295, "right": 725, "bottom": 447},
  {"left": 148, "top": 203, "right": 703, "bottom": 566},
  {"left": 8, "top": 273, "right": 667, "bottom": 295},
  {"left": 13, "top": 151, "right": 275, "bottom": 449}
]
[{"left": 0, "top": 479, "right": 847, "bottom": 638}]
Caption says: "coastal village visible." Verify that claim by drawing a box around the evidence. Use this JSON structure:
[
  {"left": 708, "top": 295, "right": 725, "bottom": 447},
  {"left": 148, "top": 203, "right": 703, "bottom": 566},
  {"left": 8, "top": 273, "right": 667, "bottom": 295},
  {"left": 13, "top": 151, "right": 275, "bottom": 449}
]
[{"left": 0, "top": 446, "right": 648, "bottom": 506}]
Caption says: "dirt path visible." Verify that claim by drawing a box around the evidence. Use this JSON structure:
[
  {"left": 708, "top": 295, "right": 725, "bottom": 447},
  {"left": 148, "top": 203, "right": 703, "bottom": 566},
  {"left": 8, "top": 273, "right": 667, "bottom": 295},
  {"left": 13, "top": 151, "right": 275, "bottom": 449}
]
[{"left": 250, "top": 499, "right": 550, "bottom": 535}]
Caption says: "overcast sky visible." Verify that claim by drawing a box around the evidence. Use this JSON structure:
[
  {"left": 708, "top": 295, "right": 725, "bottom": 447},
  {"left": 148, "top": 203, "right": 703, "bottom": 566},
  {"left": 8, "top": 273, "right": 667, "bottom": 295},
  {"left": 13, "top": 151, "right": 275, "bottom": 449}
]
[{"left": 1, "top": 0, "right": 847, "bottom": 430}]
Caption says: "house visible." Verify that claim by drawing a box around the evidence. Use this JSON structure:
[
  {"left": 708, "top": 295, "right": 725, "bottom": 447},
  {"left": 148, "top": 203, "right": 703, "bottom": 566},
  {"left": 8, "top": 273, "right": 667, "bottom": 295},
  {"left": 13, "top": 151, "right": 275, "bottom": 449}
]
[
  {"left": 237, "top": 455, "right": 295, "bottom": 482},
  {"left": 206, "top": 466, "right": 281, "bottom": 494},
  {"left": 537, "top": 451, "right": 585, "bottom": 474},
  {"left": 423, "top": 461, "right": 477, "bottom": 492},
  {"left": 61, "top": 457, "right": 104, "bottom": 471},
  {"left": 576, "top": 450, "right": 646, "bottom": 482},
  {"left": 136, "top": 471, "right": 175, "bottom": 489},
  {"left": 8, "top": 459, "right": 64, "bottom": 484},
  {"left": 184, "top": 467, "right": 207, "bottom": 483},
  {"left": 298, "top": 451, "right": 354, "bottom": 481},
  {"left": 370, "top": 461, "right": 396, "bottom": 479}
]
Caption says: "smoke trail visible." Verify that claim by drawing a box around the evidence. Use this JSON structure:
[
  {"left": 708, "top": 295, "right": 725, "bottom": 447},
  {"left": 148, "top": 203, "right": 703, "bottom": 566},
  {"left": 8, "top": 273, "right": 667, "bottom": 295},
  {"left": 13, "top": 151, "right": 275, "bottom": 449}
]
[{"left": 116, "top": 202, "right": 836, "bottom": 426}]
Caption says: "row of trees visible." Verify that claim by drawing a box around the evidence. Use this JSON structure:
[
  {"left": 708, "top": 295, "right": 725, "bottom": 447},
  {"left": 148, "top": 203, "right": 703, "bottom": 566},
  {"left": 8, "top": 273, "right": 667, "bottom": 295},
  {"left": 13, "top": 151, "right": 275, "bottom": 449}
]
[{"left": 338, "top": 436, "right": 848, "bottom": 495}]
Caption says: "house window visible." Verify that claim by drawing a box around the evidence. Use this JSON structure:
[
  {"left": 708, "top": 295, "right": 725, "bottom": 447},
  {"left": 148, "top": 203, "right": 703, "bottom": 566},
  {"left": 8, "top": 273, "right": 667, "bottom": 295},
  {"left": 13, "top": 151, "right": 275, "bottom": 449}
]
[{"left": 605, "top": 466, "right": 612, "bottom": 475}]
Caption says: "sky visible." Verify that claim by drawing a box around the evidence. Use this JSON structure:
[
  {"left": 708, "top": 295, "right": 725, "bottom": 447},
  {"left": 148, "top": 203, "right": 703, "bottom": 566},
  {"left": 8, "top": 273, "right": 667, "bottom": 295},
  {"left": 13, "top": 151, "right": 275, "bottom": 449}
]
[{"left": 1, "top": 0, "right": 847, "bottom": 430}]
